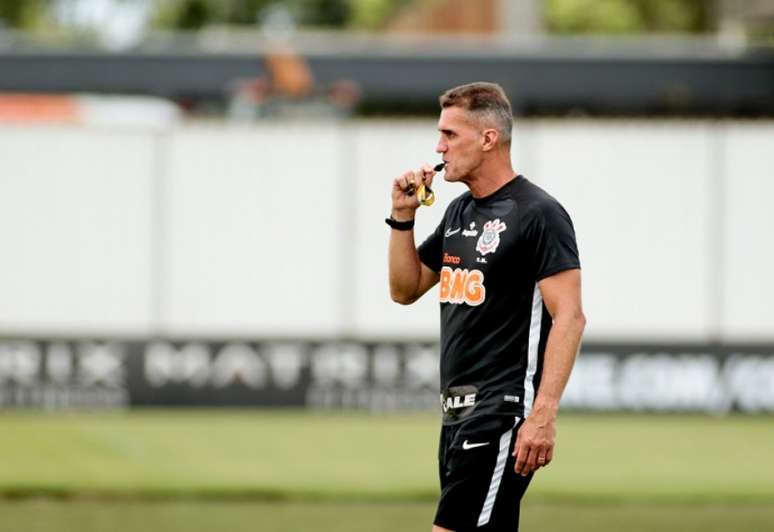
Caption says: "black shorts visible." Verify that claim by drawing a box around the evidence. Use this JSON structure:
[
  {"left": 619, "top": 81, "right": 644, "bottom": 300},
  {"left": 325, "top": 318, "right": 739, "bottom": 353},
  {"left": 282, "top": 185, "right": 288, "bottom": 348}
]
[{"left": 435, "top": 415, "right": 533, "bottom": 531}]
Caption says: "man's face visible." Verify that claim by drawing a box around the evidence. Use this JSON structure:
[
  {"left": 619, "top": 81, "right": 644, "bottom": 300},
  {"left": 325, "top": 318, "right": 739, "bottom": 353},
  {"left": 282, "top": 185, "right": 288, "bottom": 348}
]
[{"left": 435, "top": 106, "right": 483, "bottom": 182}]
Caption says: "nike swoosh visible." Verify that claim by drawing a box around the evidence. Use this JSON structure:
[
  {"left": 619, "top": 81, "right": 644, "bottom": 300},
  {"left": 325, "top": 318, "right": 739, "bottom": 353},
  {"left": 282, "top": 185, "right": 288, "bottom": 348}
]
[
  {"left": 462, "top": 440, "right": 489, "bottom": 450},
  {"left": 445, "top": 228, "right": 461, "bottom": 237}
]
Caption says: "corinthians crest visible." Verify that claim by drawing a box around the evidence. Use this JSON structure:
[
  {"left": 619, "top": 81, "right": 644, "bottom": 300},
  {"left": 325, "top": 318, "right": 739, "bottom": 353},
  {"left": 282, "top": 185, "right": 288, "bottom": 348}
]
[{"left": 475, "top": 218, "right": 507, "bottom": 255}]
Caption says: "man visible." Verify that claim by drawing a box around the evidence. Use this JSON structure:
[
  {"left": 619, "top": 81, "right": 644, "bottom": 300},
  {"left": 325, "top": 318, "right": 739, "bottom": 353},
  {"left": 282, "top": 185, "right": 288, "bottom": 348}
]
[{"left": 387, "top": 82, "right": 585, "bottom": 531}]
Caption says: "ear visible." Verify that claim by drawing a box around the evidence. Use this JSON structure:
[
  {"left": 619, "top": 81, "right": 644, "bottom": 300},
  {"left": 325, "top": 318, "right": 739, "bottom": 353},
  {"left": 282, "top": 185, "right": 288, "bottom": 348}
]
[{"left": 480, "top": 128, "right": 499, "bottom": 152}]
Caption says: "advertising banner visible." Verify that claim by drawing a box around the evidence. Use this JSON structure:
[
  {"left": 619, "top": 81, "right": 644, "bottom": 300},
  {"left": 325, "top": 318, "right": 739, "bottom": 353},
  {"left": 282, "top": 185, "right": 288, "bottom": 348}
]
[{"left": 0, "top": 338, "right": 772, "bottom": 414}]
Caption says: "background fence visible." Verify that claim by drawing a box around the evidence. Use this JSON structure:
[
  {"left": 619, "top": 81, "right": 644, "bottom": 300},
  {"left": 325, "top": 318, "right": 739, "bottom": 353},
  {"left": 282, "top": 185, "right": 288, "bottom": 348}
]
[
  {"left": 2, "top": 119, "right": 773, "bottom": 340},
  {"left": 1, "top": 118, "right": 773, "bottom": 411}
]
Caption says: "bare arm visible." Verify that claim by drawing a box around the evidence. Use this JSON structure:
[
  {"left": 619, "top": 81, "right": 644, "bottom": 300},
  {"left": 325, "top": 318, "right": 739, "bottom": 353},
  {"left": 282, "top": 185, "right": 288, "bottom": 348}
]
[
  {"left": 513, "top": 268, "right": 586, "bottom": 475},
  {"left": 388, "top": 166, "right": 441, "bottom": 304}
]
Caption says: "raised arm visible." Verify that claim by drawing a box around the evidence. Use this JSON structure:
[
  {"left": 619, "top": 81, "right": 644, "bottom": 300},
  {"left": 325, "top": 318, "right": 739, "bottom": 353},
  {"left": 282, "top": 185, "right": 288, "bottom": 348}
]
[{"left": 388, "top": 166, "right": 440, "bottom": 304}]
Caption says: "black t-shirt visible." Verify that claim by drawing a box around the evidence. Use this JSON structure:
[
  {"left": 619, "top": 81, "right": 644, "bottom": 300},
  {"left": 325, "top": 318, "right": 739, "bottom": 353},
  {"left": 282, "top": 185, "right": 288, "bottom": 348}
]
[{"left": 418, "top": 175, "right": 580, "bottom": 424}]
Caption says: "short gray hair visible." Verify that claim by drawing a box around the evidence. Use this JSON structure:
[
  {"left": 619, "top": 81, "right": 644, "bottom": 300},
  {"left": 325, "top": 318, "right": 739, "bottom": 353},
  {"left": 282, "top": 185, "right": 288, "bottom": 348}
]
[{"left": 439, "top": 82, "right": 513, "bottom": 146}]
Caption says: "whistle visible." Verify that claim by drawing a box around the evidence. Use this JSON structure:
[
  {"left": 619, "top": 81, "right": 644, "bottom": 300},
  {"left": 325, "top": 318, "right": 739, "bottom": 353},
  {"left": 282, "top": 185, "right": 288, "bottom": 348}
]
[{"left": 407, "top": 162, "right": 444, "bottom": 207}]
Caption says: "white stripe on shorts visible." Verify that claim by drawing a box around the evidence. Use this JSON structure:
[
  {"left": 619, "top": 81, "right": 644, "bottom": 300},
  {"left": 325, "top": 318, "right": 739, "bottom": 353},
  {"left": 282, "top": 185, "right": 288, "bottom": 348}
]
[{"left": 477, "top": 417, "right": 520, "bottom": 527}]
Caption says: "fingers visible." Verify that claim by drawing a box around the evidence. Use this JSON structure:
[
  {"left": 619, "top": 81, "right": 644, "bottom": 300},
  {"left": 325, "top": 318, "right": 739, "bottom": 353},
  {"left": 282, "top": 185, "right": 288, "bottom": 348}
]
[
  {"left": 535, "top": 442, "right": 550, "bottom": 467},
  {"left": 404, "top": 171, "right": 416, "bottom": 195},
  {"left": 411, "top": 167, "right": 434, "bottom": 192},
  {"left": 520, "top": 446, "right": 542, "bottom": 476},
  {"left": 513, "top": 434, "right": 554, "bottom": 476},
  {"left": 410, "top": 170, "right": 423, "bottom": 195},
  {"left": 392, "top": 171, "right": 415, "bottom": 197},
  {"left": 514, "top": 443, "right": 540, "bottom": 476},
  {"left": 420, "top": 164, "right": 435, "bottom": 189},
  {"left": 401, "top": 170, "right": 424, "bottom": 192},
  {"left": 521, "top": 445, "right": 537, "bottom": 477},
  {"left": 513, "top": 432, "right": 528, "bottom": 476},
  {"left": 514, "top": 448, "right": 530, "bottom": 476},
  {"left": 543, "top": 446, "right": 554, "bottom": 466},
  {"left": 392, "top": 165, "right": 438, "bottom": 204}
]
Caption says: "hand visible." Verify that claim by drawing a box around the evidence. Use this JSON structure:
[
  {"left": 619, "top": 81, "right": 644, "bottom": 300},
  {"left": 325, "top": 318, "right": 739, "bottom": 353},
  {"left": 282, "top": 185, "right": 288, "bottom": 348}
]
[
  {"left": 391, "top": 165, "right": 436, "bottom": 220},
  {"left": 512, "top": 414, "right": 556, "bottom": 476}
]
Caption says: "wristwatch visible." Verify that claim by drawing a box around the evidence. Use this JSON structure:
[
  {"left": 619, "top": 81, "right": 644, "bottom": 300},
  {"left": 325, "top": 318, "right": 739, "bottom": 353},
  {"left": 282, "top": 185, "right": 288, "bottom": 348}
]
[{"left": 385, "top": 217, "right": 415, "bottom": 230}]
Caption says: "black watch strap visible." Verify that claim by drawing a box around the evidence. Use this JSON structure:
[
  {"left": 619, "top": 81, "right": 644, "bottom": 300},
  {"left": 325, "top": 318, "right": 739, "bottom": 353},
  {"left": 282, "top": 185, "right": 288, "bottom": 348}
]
[{"left": 385, "top": 217, "right": 415, "bottom": 230}]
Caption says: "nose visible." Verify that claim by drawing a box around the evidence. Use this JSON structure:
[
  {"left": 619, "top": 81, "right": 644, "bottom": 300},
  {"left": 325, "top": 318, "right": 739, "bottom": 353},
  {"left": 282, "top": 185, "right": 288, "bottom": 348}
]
[{"left": 435, "top": 138, "right": 446, "bottom": 154}]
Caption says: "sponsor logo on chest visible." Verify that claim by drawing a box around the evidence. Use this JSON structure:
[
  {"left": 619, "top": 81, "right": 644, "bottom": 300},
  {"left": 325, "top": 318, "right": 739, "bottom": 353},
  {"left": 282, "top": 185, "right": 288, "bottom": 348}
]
[
  {"left": 442, "top": 253, "right": 461, "bottom": 265},
  {"left": 462, "top": 222, "right": 478, "bottom": 237},
  {"left": 439, "top": 266, "right": 485, "bottom": 306}
]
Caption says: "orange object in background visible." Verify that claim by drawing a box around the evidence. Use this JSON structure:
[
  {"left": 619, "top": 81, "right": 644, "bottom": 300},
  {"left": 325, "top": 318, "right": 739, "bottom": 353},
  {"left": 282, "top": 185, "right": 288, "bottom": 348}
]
[
  {"left": 264, "top": 48, "right": 315, "bottom": 98},
  {"left": 389, "top": 0, "right": 498, "bottom": 33},
  {"left": 0, "top": 94, "right": 79, "bottom": 122}
]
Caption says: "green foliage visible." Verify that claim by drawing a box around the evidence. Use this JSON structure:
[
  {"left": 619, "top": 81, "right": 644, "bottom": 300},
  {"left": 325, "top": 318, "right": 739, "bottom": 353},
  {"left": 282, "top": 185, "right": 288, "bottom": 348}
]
[
  {"left": 546, "top": 0, "right": 640, "bottom": 34},
  {"left": 0, "top": 0, "right": 717, "bottom": 34},
  {"left": 151, "top": 0, "right": 410, "bottom": 31},
  {"left": 223, "top": 0, "right": 278, "bottom": 25},
  {"left": 0, "top": 0, "right": 48, "bottom": 29},
  {"left": 157, "top": 0, "right": 714, "bottom": 34},
  {"left": 297, "top": 0, "right": 350, "bottom": 27},
  {"left": 750, "top": 25, "right": 774, "bottom": 46},
  {"left": 175, "top": 0, "right": 212, "bottom": 30},
  {"left": 639, "top": 0, "right": 712, "bottom": 32},
  {"left": 347, "top": 0, "right": 412, "bottom": 30},
  {"left": 546, "top": 0, "right": 713, "bottom": 34},
  {"left": 154, "top": 0, "right": 350, "bottom": 29}
]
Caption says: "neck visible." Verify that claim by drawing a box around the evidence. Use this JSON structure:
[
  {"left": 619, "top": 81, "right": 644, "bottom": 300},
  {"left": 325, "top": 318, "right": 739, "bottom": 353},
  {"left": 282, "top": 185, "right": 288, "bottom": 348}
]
[{"left": 466, "top": 155, "right": 516, "bottom": 198}]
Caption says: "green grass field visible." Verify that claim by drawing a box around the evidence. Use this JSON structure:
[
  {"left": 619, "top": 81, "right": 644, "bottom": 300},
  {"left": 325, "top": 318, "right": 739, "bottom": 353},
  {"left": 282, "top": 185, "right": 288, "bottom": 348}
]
[
  {"left": 0, "top": 410, "right": 772, "bottom": 531},
  {"left": 2, "top": 500, "right": 774, "bottom": 532}
]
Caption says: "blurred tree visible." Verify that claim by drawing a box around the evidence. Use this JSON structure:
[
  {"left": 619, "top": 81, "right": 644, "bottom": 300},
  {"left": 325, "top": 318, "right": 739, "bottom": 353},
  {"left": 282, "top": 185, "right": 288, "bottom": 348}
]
[
  {"left": 638, "top": 0, "right": 713, "bottom": 32},
  {"left": 0, "top": 0, "right": 48, "bottom": 29},
  {"left": 546, "top": 0, "right": 714, "bottom": 34},
  {"left": 224, "top": 0, "right": 273, "bottom": 25},
  {"left": 348, "top": 0, "right": 413, "bottom": 30},
  {"left": 151, "top": 0, "right": 717, "bottom": 34},
  {"left": 155, "top": 0, "right": 349, "bottom": 29},
  {"left": 153, "top": 0, "right": 517, "bottom": 32},
  {"left": 297, "top": 0, "right": 350, "bottom": 26},
  {"left": 176, "top": 0, "right": 212, "bottom": 30},
  {"left": 546, "top": 0, "right": 640, "bottom": 33},
  {"left": 0, "top": 0, "right": 25, "bottom": 27}
]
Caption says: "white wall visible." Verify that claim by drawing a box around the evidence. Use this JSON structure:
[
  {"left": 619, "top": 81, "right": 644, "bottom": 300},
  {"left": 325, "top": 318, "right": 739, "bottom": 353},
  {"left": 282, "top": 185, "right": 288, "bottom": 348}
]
[
  {"left": 529, "top": 121, "right": 715, "bottom": 340},
  {"left": 0, "top": 126, "right": 155, "bottom": 335},
  {"left": 721, "top": 123, "right": 774, "bottom": 342},
  {"left": 159, "top": 123, "right": 344, "bottom": 337},
  {"left": 0, "top": 119, "right": 772, "bottom": 342},
  {"left": 351, "top": 120, "right": 455, "bottom": 339}
]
